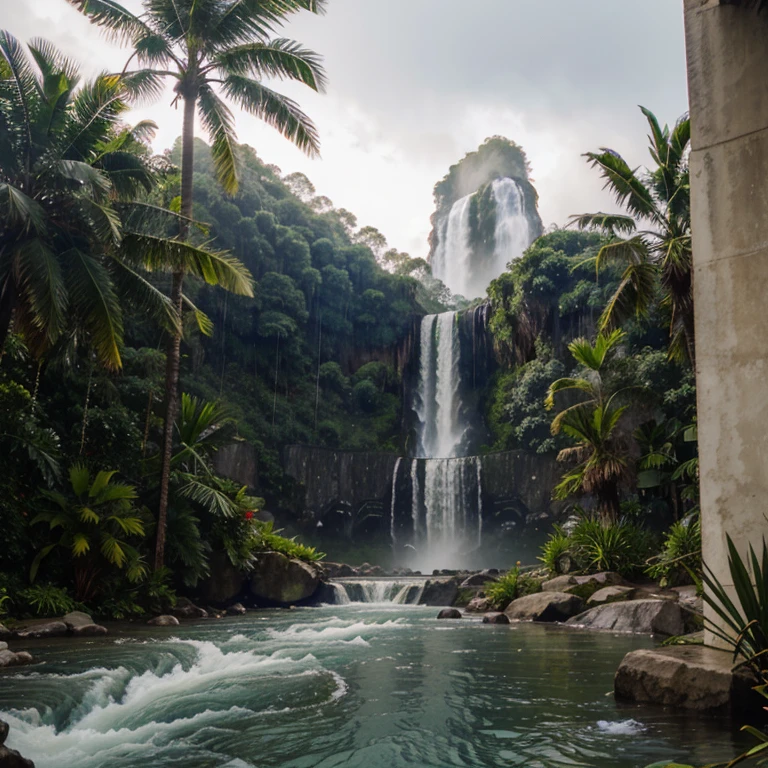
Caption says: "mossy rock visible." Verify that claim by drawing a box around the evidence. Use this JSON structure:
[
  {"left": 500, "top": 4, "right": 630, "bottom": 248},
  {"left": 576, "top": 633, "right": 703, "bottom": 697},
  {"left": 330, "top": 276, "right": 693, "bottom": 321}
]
[{"left": 453, "top": 588, "right": 479, "bottom": 607}]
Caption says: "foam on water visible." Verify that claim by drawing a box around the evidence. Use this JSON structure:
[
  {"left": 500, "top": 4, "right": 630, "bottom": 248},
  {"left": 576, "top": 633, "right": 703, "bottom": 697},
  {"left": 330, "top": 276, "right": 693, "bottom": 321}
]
[
  {"left": 596, "top": 719, "right": 646, "bottom": 735},
  {"left": 2, "top": 638, "right": 348, "bottom": 768}
]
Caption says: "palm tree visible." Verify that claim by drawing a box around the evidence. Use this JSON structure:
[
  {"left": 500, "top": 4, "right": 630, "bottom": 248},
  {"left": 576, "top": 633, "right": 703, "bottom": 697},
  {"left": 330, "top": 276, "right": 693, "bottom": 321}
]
[
  {"left": 546, "top": 330, "right": 633, "bottom": 523},
  {"left": 31, "top": 464, "right": 147, "bottom": 601},
  {"left": 570, "top": 107, "right": 693, "bottom": 363},
  {"left": 67, "top": 0, "right": 327, "bottom": 568},
  {"left": 0, "top": 32, "right": 253, "bottom": 369}
]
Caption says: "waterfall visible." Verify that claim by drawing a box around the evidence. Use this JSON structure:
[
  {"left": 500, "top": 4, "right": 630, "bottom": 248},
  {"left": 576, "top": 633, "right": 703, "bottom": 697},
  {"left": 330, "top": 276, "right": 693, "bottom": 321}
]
[
  {"left": 476, "top": 458, "right": 483, "bottom": 547},
  {"left": 406, "top": 311, "right": 483, "bottom": 571},
  {"left": 431, "top": 194, "right": 473, "bottom": 297},
  {"left": 390, "top": 457, "right": 402, "bottom": 549},
  {"left": 491, "top": 177, "right": 531, "bottom": 277},
  {"left": 326, "top": 579, "right": 426, "bottom": 604},
  {"left": 431, "top": 177, "right": 534, "bottom": 299}
]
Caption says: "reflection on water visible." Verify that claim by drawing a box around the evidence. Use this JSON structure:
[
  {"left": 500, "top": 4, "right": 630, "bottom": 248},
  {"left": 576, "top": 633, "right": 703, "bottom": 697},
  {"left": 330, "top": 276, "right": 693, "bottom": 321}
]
[{"left": 0, "top": 605, "right": 746, "bottom": 768}]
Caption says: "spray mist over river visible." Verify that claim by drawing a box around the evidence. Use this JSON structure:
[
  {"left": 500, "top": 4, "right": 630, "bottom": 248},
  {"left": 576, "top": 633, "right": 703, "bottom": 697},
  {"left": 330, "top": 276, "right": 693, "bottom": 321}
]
[{"left": 0, "top": 603, "right": 740, "bottom": 767}]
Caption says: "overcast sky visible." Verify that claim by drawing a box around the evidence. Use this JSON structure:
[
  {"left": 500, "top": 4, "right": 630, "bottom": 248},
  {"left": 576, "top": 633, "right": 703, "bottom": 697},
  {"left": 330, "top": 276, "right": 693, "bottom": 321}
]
[{"left": 0, "top": 1, "right": 689, "bottom": 258}]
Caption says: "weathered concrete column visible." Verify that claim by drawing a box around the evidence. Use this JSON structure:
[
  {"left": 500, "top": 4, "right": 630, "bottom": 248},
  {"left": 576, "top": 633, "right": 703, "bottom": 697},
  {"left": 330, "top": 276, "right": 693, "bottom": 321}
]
[{"left": 684, "top": 0, "right": 768, "bottom": 646}]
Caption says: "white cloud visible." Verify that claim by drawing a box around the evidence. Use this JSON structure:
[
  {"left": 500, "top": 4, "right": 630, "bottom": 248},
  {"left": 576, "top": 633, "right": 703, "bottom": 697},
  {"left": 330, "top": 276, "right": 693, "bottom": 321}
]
[{"left": 0, "top": 0, "right": 689, "bottom": 258}]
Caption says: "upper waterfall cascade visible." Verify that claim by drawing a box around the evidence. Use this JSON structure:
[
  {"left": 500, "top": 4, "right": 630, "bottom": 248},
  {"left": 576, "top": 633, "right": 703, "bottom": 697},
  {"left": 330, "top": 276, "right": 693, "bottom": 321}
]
[{"left": 431, "top": 177, "right": 534, "bottom": 299}]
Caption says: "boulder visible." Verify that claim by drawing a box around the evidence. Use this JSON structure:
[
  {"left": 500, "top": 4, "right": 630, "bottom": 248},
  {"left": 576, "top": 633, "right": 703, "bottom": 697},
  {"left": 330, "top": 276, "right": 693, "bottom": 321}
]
[
  {"left": 197, "top": 551, "right": 247, "bottom": 605},
  {"left": 542, "top": 572, "right": 626, "bottom": 600},
  {"left": 482, "top": 612, "right": 510, "bottom": 625},
  {"left": 505, "top": 592, "right": 585, "bottom": 623},
  {"left": 71, "top": 624, "right": 108, "bottom": 637},
  {"left": 61, "top": 611, "right": 93, "bottom": 630},
  {"left": 460, "top": 573, "right": 498, "bottom": 588},
  {"left": 615, "top": 646, "right": 762, "bottom": 713},
  {"left": 419, "top": 578, "right": 460, "bottom": 606},
  {"left": 226, "top": 603, "right": 247, "bottom": 616},
  {"left": 172, "top": 597, "right": 208, "bottom": 619},
  {"left": 14, "top": 621, "right": 68, "bottom": 640},
  {"left": 464, "top": 597, "right": 492, "bottom": 613},
  {"left": 250, "top": 552, "right": 320, "bottom": 605},
  {"left": 0, "top": 720, "right": 7, "bottom": 744},
  {"left": 0, "top": 745, "right": 35, "bottom": 768},
  {"left": 0, "top": 643, "right": 6, "bottom": 653},
  {"left": 0, "top": 626, "right": 10, "bottom": 640},
  {"left": 566, "top": 599, "right": 684, "bottom": 636},
  {"left": 437, "top": 608, "right": 462, "bottom": 619},
  {"left": 587, "top": 586, "right": 635, "bottom": 606},
  {"left": 147, "top": 615, "right": 179, "bottom": 626},
  {"left": 0, "top": 650, "right": 33, "bottom": 668}
]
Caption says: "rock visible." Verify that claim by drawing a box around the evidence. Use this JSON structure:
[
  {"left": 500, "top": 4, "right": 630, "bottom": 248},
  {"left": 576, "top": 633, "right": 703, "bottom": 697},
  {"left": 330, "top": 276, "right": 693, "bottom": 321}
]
[
  {"left": 464, "top": 597, "right": 492, "bottom": 613},
  {"left": 566, "top": 599, "right": 684, "bottom": 636},
  {"left": 14, "top": 621, "right": 68, "bottom": 640},
  {"left": 437, "top": 608, "right": 462, "bottom": 619},
  {"left": 147, "top": 615, "right": 179, "bottom": 626},
  {"left": 482, "top": 612, "right": 510, "bottom": 624},
  {"left": 0, "top": 745, "right": 35, "bottom": 767},
  {"left": 541, "top": 575, "right": 577, "bottom": 592},
  {"left": 0, "top": 626, "right": 10, "bottom": 640},
  {"left": 419, "top": 578, "right": 460, "bottom": 606},
  {"left": 587, "top": 586, "right": 635, "bottom": 606},
  {"left": 172, "top": 597, "right": 208, "bottom": 619},
  {"left": 615, "top": 646, "right": 762, "bottom": 713},
  {"left": 0, "top": 650, "right": 33, "bottom": 668},
  {"left": 0, "top": 720, "right": 7, "bottom": 744},
  {"left": 226, "top": 603, "right": 247, "bottom": 616},
  {"left": 368, "top": 565, "right": 384, "bottom": 576},
  {"left": 505, "top": 592, "right": 585, "bottom": 623},
  {"left": 542, "top": 572, "right": 626, "bottom": 600},
  {"left": 460, "top": 573, "right": 498, "bottom": 588},
  {"left": 72, "top": 624, "right": 108, "bottom": 637},
  {"left": 61, "top": 611, "right": 93, "bottom": 630},
  {"left": 250, "top": 552, "right": 320, "bottom": 605},
  {"left": 0, "top": 643, "right": 7, "bottom": 653},
  {"left": 197, "top": 551, "right": 247, "bottom": 605}
]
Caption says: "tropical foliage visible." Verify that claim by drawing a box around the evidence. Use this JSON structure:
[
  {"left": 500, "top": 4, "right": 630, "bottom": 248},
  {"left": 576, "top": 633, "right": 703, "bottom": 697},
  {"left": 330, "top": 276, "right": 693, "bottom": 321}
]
[{"left": 571, "top": 107, "right": 693, "bottom": 362}]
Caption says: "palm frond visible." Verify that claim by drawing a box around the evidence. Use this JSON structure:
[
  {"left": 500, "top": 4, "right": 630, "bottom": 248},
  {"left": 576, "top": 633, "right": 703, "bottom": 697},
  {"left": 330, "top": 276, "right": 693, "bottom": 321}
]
[
  {"left": 584, "top": 149, "right": 660, "bottom": 224},
  {"left": 0, "top": 183, "right": 47, "bottom": 235},
  {"left": 63, "top": 247, "right": 124, "bottom": 369},
  {"left": 569, "top": 212, "right": 636, "bottom": 237},
  {"left": 65, "top": 0, "right": 155, "bottom": 46},
  {"left": 213, "top": 38, "right": 326, "bottom": 92},
  {"left": 222, "top": 73, "right": 320, "bottom": 157},
  {"left": 121, "top": 233, "right": 254, "bottom": 297},
  {"left": 197, "top": 83, "right": 239, "bottom": 195}
]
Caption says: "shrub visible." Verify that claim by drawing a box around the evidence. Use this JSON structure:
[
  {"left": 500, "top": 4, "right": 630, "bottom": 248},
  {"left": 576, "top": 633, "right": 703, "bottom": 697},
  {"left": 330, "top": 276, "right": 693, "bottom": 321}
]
[
  {"left": 540, "top": 526, "right": 572, "bottom": 574},
  {"left": 20, "top": 584, "right": 76, "bottom": 617},
  {"left": 539, "top": 517, "right": 657, "bottom": 578},
  {"left": 645, "top": 517, "right": 701, "bottom": 587},
  {"left": 255, "top": 521, "right": 325, "bottom": 563},
  {"left": 484, "top": 565, "right": 542, "bottom": 611}
]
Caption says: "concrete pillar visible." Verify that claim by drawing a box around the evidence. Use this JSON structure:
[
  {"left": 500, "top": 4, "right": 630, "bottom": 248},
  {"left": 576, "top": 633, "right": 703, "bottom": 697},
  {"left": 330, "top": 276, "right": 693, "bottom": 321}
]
[{"left": 684, "top": 0, "right": 768, "bottom": 646}]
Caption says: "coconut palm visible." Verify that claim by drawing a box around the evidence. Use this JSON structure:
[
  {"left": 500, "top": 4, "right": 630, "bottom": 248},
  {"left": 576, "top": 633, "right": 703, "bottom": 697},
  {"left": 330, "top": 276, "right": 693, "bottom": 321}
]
[
  {"left": 0, "top": 32, "right": 253, "bottom": 370},
  {"left": 67, "top": 0, "right": 327, "bottom": 568},
  {"left": 546, "top": 330, "right": 633, "bottom": 523},
  {"left": 570, "top": 107, "right": 693, "bottom": 363}
]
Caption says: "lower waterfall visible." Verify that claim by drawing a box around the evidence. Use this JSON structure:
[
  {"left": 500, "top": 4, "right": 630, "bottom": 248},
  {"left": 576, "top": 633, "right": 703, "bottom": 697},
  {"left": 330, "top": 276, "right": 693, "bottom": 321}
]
[{"left": 325, "top": 579, "right": 426, "bottom": 605}]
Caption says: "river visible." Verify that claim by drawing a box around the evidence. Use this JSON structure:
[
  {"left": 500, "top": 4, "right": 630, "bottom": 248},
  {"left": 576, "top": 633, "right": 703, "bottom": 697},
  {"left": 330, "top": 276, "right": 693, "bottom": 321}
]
[{"left": 0, "top": 602, "right": 743, "bottom": 767}]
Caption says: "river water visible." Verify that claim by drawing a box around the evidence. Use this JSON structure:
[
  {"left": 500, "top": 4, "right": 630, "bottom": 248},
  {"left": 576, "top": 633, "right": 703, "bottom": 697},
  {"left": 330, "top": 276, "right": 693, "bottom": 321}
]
[{"left": 0, "top": 603, "right": 743, "bottom": 768}]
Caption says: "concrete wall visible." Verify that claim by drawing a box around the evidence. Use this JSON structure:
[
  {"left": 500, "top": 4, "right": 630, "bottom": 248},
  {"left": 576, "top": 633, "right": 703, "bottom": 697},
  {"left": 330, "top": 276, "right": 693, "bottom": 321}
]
[{"left": 684, "top": 0, "right": 768, "bottom": 646}]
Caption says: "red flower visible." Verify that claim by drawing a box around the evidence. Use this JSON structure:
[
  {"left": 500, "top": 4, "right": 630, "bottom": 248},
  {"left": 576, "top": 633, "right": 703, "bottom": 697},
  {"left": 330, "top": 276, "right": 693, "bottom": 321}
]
[{"left": 244, "top": 511, "right": 255, "bottom": 520}]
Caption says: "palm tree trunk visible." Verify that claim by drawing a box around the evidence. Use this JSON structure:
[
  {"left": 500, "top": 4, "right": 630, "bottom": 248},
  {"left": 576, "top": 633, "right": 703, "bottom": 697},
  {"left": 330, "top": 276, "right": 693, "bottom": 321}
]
[
  {"left": 155, "top": 92, "right": 196, "bottom": 570},
  {"left": 0, "top": 277, "right": 17, "bottom": 359}
]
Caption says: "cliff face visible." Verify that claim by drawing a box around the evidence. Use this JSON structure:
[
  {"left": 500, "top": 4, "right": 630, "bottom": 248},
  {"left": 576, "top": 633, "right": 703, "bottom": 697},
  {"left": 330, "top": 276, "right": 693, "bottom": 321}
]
[{"left": 282, "top": 444, "right": 565, "bottom": 544}]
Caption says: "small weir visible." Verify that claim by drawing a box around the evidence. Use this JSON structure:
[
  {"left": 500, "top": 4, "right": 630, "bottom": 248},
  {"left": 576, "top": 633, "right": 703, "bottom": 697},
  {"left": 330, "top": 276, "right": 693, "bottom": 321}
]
[{"left": 323, "top": 578, "right": 427, "bottom": 605}]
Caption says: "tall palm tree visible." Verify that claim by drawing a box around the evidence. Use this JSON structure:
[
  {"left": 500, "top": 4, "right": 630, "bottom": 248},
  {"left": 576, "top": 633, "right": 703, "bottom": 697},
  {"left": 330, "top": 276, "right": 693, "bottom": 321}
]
[
  {"left": 546, "top": 330, "right": 633, "bottom": 523},
  {"left": 68, "top": 0, "right": 327, "bottom": 568},
  {"left": 570, "top": 107, "right": 693, "bottom": 363},
  {"left": 0, "top": 32, "right": 252, "bottom": 369}
]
